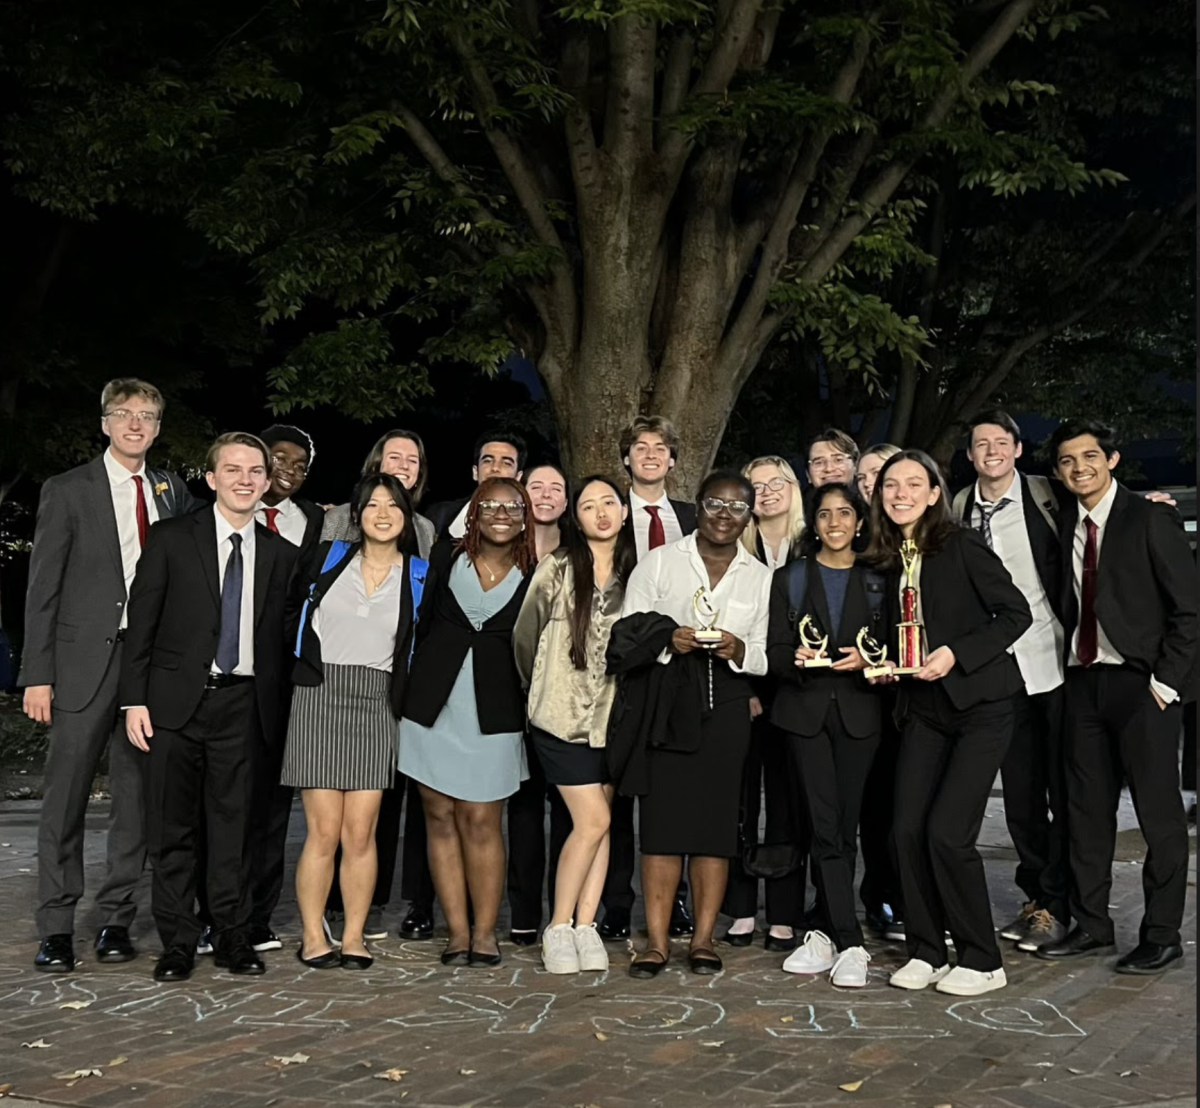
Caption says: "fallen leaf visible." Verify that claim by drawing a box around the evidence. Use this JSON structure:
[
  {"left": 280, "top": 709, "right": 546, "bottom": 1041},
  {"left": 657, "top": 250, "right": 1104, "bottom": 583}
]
[
  {"left": 272, "top": 1054, "right": 309, "bottom": 1066},
  {"left": 838, "top": 1080, "right": 864, "bottom": 1092},
  {"left": 374, "top": 1069, "right": 410, "bottom": 1082},
  {"left": 59, "top": 1000, "right": 93, "bottom": 1010},
  {"left": 593, "top": 1032, "right": 609, "bottom": 1042},
  {"left": 55, "top": 1070, "right": 103, "bottom": 1081},
  {"left": 701, "top": 1041, "right": 726, "bottom": 1047},
  {"left": 1067, "top": 1067, "right": 1085, "bottom": 1075},
  {"left": 779, "top": 1015, "right": 794, "bottom": 1024},
  {"left": 0, "top": 1083, "right": 12, "bottom": 1096},
  {"left": 21, "top": 1040, "right": 52, "bottom": 1049},
  {"left": 108, "top": 1057, "right": 128, "bottom": 1067},
  {"left": 459, "top": 1069, "right": 477, "bottom": 1076},
  {"left": 1119, "top": 1070, "right": 1139, "bottom": 1078}
]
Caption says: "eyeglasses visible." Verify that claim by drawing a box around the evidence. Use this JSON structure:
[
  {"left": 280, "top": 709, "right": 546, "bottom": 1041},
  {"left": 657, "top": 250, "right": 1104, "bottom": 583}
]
[
  {"left": 751, "top": 477, "right": 787, "bottom": 494},
  {"left": 701, "top": 497, "right": 752, "bottom": 518},
  {"left": 105, "top": 409, "right": 159, "bottom": 425},
  {"left": 478, "top": 499, "right": 526, "bottom": 517},
  {"left": 271, "top": 453, "right": 308, "bottom": 476},
  {"left": 809, "top": 453, "right": 852, "bottom": 471}
]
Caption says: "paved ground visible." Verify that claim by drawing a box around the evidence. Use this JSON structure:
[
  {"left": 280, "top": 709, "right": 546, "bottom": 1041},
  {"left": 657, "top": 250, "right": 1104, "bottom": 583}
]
[{"left": 0, "top": 788, "right": 1195, "bottom": 1108}]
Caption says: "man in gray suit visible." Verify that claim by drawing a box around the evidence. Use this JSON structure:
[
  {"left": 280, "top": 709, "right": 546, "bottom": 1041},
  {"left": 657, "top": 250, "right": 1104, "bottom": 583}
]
[{"left": 21, "top": 378, "right": 200, "bottom": 972}]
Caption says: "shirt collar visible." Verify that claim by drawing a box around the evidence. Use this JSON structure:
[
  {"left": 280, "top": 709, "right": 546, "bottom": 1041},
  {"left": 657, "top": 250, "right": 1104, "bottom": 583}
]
[
  {"left": 679, "top": 531, "right": 754, "bottom": 573},
  {"left": 972, "top": 471, "right": 1020, "bottom": 508},
  {"left": 103, "top": 447, "right": 147, "bottom": 485},
  {"left": 214, "top": 507, "right": 257, "bottom": 547},
  {"left": 1080, "top": 478, "right": 1119, "bottom": 529},
  {"left": 630, "top": 489, "right": 670, "bottom": 512},
  {"left": 256, "top": 497, "right": 296, "bottom": 516}
]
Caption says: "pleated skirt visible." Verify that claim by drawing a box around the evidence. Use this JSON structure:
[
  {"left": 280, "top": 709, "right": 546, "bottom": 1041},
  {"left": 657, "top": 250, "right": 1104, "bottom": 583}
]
[{"left": 281, "top": 663, "right": 395, "bottom": 790}]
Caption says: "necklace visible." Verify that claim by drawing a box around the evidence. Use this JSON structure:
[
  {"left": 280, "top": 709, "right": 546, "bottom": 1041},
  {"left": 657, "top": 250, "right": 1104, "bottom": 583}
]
[
  {"left": 361, "top": 558, "right": 395, "bottom": 593},
  {"left": 476, "top": 555, "right": 509, "bottom": 583}
]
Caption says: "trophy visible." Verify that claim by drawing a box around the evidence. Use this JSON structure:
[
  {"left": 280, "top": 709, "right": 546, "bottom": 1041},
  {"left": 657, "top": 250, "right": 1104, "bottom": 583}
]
[
  {"left": 692, "top": 587, "right": 723, "bottom": 646},
  {"left": 797, "top": 615, "right": 832, "bottom": 667},
  {"left": 893, "top": 539, "right": 927, "bottom": 674},
  {"left": 856, "top": 627, "right": 892, "bottom": 678}
]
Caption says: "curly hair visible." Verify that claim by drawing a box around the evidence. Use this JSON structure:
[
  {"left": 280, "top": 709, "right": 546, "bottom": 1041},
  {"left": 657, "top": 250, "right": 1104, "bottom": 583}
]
[{"left": 457, "top": 476, "right": 538, "bottom": 576}]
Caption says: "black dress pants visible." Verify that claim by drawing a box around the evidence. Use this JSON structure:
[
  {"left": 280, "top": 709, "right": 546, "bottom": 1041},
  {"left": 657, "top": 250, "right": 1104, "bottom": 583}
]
[
  {"left": 1000, "top": 685, "right": 1069, "bottom": 921},
  {"left": 893, "top": 685, "right": 1011, "bottom": 972},
  {"left": 146, "top": 683, "right": 257, "bottom": 951},
  {"left": 248, "top": 737, "right": 293, "bottom": 928},
  {"left": 506, "top": 734, "right": 571, "bottom": 931},
  {"left": 786, "top": 704, "right": 879, "bottom": 950},
  {"left": 858, "top": 698, "right": 904, "bottom": 920},
  {"left": 1063, "top": 665, "right": 1188, "bottom": 947},
  {"left": 723, "top": 716, "right": 804, "bottom": 926},
  {"left": 1182, "top": 701, "right": 1196, "bottom": 791}
]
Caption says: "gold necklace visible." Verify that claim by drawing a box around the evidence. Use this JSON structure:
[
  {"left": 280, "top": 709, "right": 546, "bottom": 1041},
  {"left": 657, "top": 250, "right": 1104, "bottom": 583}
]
[{"left": 476, "top": 555, "right": 508, "bottom": 583}]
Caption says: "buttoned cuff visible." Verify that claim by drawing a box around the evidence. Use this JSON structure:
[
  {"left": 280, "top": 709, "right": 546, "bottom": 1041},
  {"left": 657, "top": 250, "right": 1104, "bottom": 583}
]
[{"left": 1150, "top": 677, "right": 1178, "bottom": 705}]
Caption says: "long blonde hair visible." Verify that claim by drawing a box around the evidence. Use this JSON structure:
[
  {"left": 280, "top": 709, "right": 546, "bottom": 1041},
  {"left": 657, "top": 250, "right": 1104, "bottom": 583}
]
[{"left": 740, "top": 455, "right": 805, "bottom": 557}]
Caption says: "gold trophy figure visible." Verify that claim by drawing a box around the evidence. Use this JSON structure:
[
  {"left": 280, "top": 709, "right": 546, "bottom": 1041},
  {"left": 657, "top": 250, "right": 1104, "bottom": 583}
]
[
  {"left": 893, "top": 539, "right": 927, "bottom": 674},
  {"left": 797, "top": 615, "right": 833, "bottom": 667},
  {"left": 692, "top": 587, "right": 723, "bottom": 646},
  {"left": 856, "top": 627, "right": 892, "bottom": 678}
]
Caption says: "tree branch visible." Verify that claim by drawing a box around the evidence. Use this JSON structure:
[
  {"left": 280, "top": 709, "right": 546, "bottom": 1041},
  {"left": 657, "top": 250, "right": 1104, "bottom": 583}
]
[
  {"left": 657, "top": 31, "right": 695, "bottom": 148},
  {"left": 561, "top": 29, "right": 601, "bottom": 209},
  {"left": 604, "top": 16, "right": 656, "bottom": 162}
]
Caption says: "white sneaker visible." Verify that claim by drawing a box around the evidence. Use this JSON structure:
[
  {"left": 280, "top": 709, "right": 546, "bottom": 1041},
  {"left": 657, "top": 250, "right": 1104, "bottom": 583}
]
[
  {"left": 935, "top": 966, "right": 1007, "bottom": 996},
  {"left": 541, "top": 923, "right": 580, "bottom": 974},
  {"left": 830, "top": 946, "right": 871, "bottom": 988},
  {"left": 573, "top": 923, "right": 609, "bottom": 972},
  {"left": 782, "top": 930, "right": 835, "bottom": 974},
  {"left": 889, "top": 958, "right": 953, "bottom": 990}
]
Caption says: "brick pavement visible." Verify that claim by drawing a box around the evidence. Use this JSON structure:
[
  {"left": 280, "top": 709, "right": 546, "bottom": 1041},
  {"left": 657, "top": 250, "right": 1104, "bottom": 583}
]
[{"left": 0, "top": 791, "right": 1194, "bottom": 1108}]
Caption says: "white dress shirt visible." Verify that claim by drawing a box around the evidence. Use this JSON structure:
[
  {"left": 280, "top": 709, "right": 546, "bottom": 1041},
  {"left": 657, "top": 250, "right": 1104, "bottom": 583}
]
[
  {"left": 213, "top": 511, "right": 257, "bottom": 677},
  {"left": 629, "top": 490, "right": 685, "bottom": 562},
  {"left": 255, "top": 496, "right": 307, "bottom": 547},
  {"left": 971, "top": 474, "right": 1064, "bottom": 695},
  {"left": 104, "top": 448, "right": 159, "bottom": 630},
  {"left": 1067, "top": 480, "right": 1176, "bottom": 703},
  {"left": 622, "top": 533, "right": 771, "bottom": 676}
]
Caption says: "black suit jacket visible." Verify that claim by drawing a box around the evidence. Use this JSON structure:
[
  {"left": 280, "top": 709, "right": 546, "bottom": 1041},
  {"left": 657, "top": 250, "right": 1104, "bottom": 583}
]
[
  {"left": 889, "top": 527, "right": 1032, "bottom": 713},
  {"left": 671, "top": 498, "right": 698, "bottom": 535},
  {"left": 767, "top": 559, "right": 883, "bottom": 738},
  {"left": 402, "top": 540, "right": 533, "bottom": 733},
  {"left": 118, "top": 507, "right": 299, "bottom": 742},
  {"left": 425, "top": 497, "right": 469, "bottom": 540},
  {"left": 19, "top": 455, "right": 201, "bottom": 709},
  {"left": 294, "top": 498, "right": 325, "bottom": 555},
  {"left": 1058, "top": 484, "right": 1196, "bottom": 697}
]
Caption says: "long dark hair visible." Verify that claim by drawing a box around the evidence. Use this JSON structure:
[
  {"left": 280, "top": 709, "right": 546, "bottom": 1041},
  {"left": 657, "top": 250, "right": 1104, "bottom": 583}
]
[
  {"left": 349, "top": 474, "right": 418, "bottom": 556},
  {"left": 458, "top": 476, "right": 538, "bottom": 575},
  {"left": 360, "top": 429, "right": 428, "bottom": 506},
  {"left": 563, "top": 475, "right": 636, "bottom": 670},
  {"left": 798, "top": 482, "right": 868, "bottom": 559},
  {"left": 864, "top": 449, "right": 958, "bottom": 569}
]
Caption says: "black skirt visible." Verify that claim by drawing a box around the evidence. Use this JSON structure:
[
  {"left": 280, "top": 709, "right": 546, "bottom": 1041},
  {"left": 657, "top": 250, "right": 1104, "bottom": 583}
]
[{"left": 531, "top": 726, "right": 608, "bottom": 786}]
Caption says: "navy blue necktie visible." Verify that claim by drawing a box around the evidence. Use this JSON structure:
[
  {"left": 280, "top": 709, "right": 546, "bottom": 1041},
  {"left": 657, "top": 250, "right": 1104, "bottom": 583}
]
[{"left": 216, "top": 533, "right": 243, "bottom": 674}]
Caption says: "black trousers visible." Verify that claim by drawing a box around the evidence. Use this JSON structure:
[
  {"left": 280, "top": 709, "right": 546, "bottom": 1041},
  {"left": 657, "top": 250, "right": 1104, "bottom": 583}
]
[
  {"left": 248, "top": 738, "right": 293, "bottom": 927},
  {"left": 326, "top": 770, "right": 434, "bottom": 913},
  {"left": 858, "top": 700, "right": 904, "bottom": 919},
  {"left": 1063, "top": 666, "right": 1188, "bottom": 946},
  {"left": 506, "top": 734, "right": 571, "bottom": 931},
  {"left": 785, "top": 705, "right": 879, "bottom": 950},
  {"left": 723, "top": 716, "right": 804, "bottom": 925},
  {"left": 146, "top": 682, "right": 257, "bottom": 951},
  {"left": 1182, "top": 701, "right": 1196, "bottom": 791},
  {"left": 1000, "top": 685, "right": 1069, "bottom": 921},
  {"left": 893, "top": 685, "right": 1011, "bottom": 972}
]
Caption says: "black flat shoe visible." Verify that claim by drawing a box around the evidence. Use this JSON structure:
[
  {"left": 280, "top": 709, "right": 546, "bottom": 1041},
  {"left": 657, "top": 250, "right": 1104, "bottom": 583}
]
[
  {"left": 720, "top": 930, "right": 754, "bottom": 947},
  {"left": 468, "top": 947, "right": 502, "bottom": 968},
  {"left": 628, "top": 950, "right": 669, "bottom": 979},
  {"left": 35, "top": 934, "right": 76, "bottom": 973},
  {"left": 95, "top": 925, "right": 136, "bottom": 963},
  {"left": 340, "top": 952, "right": 375, "bottom": 970},
  {"left": 398, "top": 906, "right": 435, "bottom": 941},
  {"left": 764, "top": 933, "right": 798, "bottom": 953},
  {"left": 440, "top": 946, "right": 470, "bottom": 966},
  {"left": 688, "top": 948, "right": 724, "bottom": 975},
  {"left": 509, "top": 929, "right": 539, "bottom": 946},
  {"left": 598, "top": 908, "right": 631, "bottom": 941},
  {"left": 297, "top": 945, "right": 341, "bottom": 969},
  {"left": 1115, "top": 941, "right": 1184, "bottom": 975},
  {"left": 1034, "top": 926, "right": 1117, "bottom": 961},
  {"left": 154, "top": 945, "right": 195, "bottom": 981},
  {"left": 669, "top": 899, "right": 694, "bottom": 938}
]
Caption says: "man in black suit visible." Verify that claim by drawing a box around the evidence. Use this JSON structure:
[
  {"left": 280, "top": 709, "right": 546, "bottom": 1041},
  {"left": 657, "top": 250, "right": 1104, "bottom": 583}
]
[
  {"left": 952, "top": 409, "right": 1071, "bottom": 953},
  {"left": 1036, "top": 419, "right": 1195, "bottom": 974},
  {"left": 21, "top": 378, "right": 200, "bottom": 973},
  {"left": 121, "top": 432, "right": 299, "bottom": 981},
  {"left": 256, "top": 424, "right": 324, "bottom": 554},
  {"left": 424, "top": 430, "right": 526, "bottom": 540}
]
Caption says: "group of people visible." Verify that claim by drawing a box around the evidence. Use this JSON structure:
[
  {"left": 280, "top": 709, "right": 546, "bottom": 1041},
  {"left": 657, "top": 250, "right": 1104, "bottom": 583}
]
[{"left": 21, "top": 378, "right": 1195, "bottom": 998}]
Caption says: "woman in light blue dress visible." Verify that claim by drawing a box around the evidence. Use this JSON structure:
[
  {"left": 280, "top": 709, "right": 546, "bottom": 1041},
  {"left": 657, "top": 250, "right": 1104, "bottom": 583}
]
[{"left": 399, "top": 477, "right": 537, "bottom": 967}]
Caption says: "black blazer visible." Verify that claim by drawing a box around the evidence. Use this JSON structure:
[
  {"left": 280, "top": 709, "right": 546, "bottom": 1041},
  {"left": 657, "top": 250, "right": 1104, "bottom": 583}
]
[
  {"left": 402, "top": 540, "right": 532, "bottom": 733},
  {"left": 1058, "top": 484, "right": 1196, "bottom": 697},
  {"left": 425, "top": 497, "right": 469, "bottom": 540},
  {"left": 671, "top": 498, "right": 698, "bottom": 535},
  {"left": 118, "top": 507, "right": 299, "bottom": 743},
  {"left": 291, "top": 541, "right": 432, "bottom": 717},
  {"left": 294, "top": 498, "right": 326, "bottom": 555},
  {"left": 767, "top": 559, "right": 883, "bottom": 738},
  {"left": 19, "top": 455, "right": 201, "bottom": 709},
  {"left": 888, "top": 527, "right": 1032, "bottom": 713}
]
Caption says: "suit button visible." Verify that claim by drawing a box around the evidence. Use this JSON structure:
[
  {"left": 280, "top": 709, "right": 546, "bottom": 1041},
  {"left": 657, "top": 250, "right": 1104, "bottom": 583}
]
[{"left": 105, "top": 638, "right": 113, "bottom": 646}]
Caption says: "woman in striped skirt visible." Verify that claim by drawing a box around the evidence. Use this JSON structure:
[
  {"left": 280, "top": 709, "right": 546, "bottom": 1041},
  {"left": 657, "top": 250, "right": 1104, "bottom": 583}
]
[{"left": 282, "top": 474, "right": 431, "bottom": 970}]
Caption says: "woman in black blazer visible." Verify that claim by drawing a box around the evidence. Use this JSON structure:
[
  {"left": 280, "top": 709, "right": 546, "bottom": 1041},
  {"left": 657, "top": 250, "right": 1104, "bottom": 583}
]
[
  {"left": 866, "top": 450, "right": 1031, "bottom": 997},
  {"left": 399, "top": 478, "right": 537, "bottom": 968},
  {"left": 768, "top": 483, "right": 885, "bottom": 987},
  {"left": 281, "top": 474, "right": 428, "bottom": 970}
]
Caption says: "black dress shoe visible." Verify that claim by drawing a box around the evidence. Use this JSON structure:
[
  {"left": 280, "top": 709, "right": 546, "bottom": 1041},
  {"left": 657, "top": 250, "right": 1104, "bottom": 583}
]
[
  {"left": 688, "top": 948, "right": 724, "bottom": 975},
  {"left": 1115, "top": 941, "right": 1184, "bottom": 975},
  {"left": 216, "top": 944, "right": 266, "bottom": 975},
  {"left": 508, "top": 929, "right": 539, "bottom": 946},
  {"left": 669, "top": 899, "right": 694, "bottom": 938},
  {"left": 249, "top": 924, "right": 283, "bottom": 952},
  {"left": 440, "top": 946, "right": 470, "bottom": 966},
  {"left": 468, "top": 946, "right": 502, "bottom": 968},
  {"left": 340, "top": 951, "right": 375, "bottom": 970},
  {"left": 864, "top": 904, "right": 893, "bottom": 936},
  {"left": 1035, "top": 926, "right": 1117, "bottom": 960},
  {"left": 297, "top": 945, "right": 341, "bottom": 969},
  {"left": 398, "top": 906, "right": 434, "bottom": 941},
  {"left": 720, "top": 929, "right": 754, "bottom": 947},
  {"left": 35, "top": 934, "right": 76, "bottom": 973},
  {"left": 154, "top": 945, "right": 195, "bottom": 981},
  {"left": 628, "top": 950, "right": 669, "bottom": 979},
  {"left": 95, "top": 925, "right": 136, "bottom": 964},
  {"left": 597, "top": 908, "right": 631, "bottom": 941},
  {"left": 764, "top": 932, "right": 798, "bottom": 953}
]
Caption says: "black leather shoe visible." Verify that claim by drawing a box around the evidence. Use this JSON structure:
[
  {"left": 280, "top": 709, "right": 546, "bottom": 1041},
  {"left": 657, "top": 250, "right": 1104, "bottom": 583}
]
[
  {"left": 597, "top": 908, "right": 631, "bottom": 941},
  {"left": 35, "top": 934, "right": 76, "bottom": 973},
  {"left": 508, "top": 929, "right": 539, "bottom": 946},
  {"left": 864, "top": 904, "right": 893, "bottom": 936},
  {"left": 688, "top": 948, "right": 723, "bottom": 975},
  {"left": 95, "top": 925, "right": 136, "bottom": 964},
  {"left": 297, "top": 945, "right": 341, "bottom": 969},
  {"left": 669, "top": 898, "right": 694, "bottom": 938},
  {"left": 1115, "top": 941, "right": 1184, "bottom": 975},
  {"left": 154, "top": 945, "right": 195, "bottom": 981},
  {"left": 398, "top": 906, "right": 434, "bottom": 941},
  {"left": 340, "top": 951, "right": 375, "bottom": 970},
  {"left": 216, "top": 944, "right": 266, "bottom": 975},
  {"left": 720, "top": 929, "right": 754, "bottom": 947},
  {"left": 1035, "top": 926, "right": 1117, "bottom": 961},
  {"left": 764, "top": 932, "right": 798, "bottom": 953}
]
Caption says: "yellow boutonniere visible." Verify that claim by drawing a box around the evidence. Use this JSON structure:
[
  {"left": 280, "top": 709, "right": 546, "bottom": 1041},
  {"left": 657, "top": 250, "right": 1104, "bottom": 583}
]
[{"left": 154, "top": 481, "right": 168, "bottom": 496}]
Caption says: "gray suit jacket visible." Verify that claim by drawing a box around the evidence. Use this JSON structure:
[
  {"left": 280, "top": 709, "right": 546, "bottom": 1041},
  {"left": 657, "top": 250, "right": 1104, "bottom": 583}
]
[
  {"left": 321, "top": 503, "right": 435, "bottom": 559},
  {"left": 18, "top": 455, "right": 201, "bottom": 710}
]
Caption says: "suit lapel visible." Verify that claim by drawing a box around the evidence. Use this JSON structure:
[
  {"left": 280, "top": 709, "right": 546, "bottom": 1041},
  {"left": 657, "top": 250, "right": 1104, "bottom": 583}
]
[
  {"left": 807, "top": 564, "right": 836, "bottom": 645},
  {"left": 193, "top": 508, "right": 221, "bottom": 609},
  {"left": 254, "top": 524, "right": 277, "bottom": 630},
  {"left": 86, "top": 456, "right": 125, "bottom": 579}
]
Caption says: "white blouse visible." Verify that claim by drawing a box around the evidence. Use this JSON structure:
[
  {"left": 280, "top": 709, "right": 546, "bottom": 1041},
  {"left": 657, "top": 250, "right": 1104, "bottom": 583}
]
[
  {"left": 313, "top": 555, "right": 403, "bottom": 672},
  {"left": 621, "top": 533, "right": 771, "bottom": 676}
]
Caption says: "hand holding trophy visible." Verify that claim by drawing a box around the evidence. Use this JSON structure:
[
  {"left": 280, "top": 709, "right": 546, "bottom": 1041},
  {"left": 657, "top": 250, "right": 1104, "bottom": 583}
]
[
  {"left": 692, "top": 587, "right": 723, "bottom": 647},
  {"left": 797, "top": 615, "right": 833, "bottom": 667},
  {"left": 893, "top": 538, "right": 927, "bottom": 675}
]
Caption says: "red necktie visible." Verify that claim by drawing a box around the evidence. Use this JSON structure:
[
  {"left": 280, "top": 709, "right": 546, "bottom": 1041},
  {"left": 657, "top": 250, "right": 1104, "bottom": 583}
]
[
  {"left": 1077, "top": 517, "right": 1099, "bottom": 667},
  {"left": 132, "top": 475, "right": 149, "bottom": 549},
  {"left": 645, "top": 505, "right": 666, "bottom": 550},
  {"left": 262, "top": 507, "right": 281, "bottom": 534}
]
